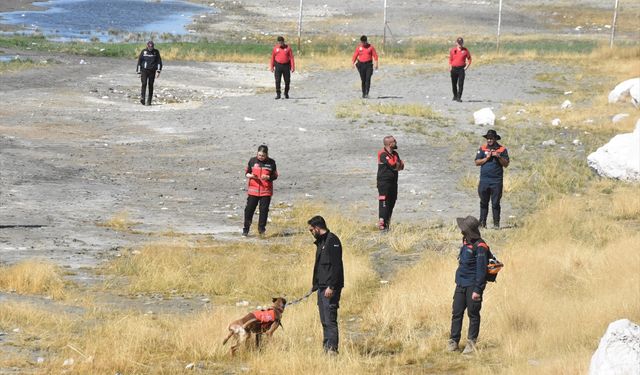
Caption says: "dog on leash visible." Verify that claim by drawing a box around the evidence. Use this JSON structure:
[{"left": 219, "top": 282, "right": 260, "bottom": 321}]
[{"left": 222, "top": 297, "right": 287, "bottom": 355}]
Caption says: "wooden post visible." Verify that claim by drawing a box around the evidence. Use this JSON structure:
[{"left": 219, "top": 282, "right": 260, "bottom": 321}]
[
  {"left": 610, "top": 0, "right": 619, "bottom": 48},
  {"left": 496, "top": 0, "right": 503, "bottom": 53},
  {"left": 297, "top": 0, "right": 303, "bottom": 53}
]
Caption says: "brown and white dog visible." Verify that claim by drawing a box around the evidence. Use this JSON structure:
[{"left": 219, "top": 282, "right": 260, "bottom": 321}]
[{"left": 222, "top": 297, "right": 287, "bottom": 355}]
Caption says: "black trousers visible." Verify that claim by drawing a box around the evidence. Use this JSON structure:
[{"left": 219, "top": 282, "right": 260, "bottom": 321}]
[
  {"left": 378, "top": 182, "right": 398, "bottom": 229},
  {"left": 140, "top": 69, "right": 156, "bottom": 104},
  {"left": 243, "top": 195, "right": 271, "bottom": 233},
  {"left": 317, "top": 287, "right": 341, "bottom": 352},
  {"left": 450, "top": 66, "right": 465, "bottom": 99},
  {"left": 450, "top": 285, "right": 482, "bottom": 343},
  {"left": 274, "top": 62, "right": 291, "bottom": 96},
  {"left": 478, "top": 180, "right": 503, "bottom": 226},
  {"left": 356, "top": 61, "right": 373, "bottom": 97}
]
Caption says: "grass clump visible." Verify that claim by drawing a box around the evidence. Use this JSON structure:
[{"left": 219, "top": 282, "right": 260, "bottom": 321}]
[{"left": 0, "top": 260, "right": 67, "bottom": 299}]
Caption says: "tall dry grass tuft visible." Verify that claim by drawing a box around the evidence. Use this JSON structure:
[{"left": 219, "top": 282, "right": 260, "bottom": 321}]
[
  {"left": 98, "top": 210, "right": 136, "bottom": 232},
  {"left": 0, "top": 260, "right": 67, "bottom": 299}
]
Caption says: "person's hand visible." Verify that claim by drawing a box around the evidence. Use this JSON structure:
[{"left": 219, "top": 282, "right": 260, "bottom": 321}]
[
  {"left": 156, "top": 71, "right": 160, "bottom": 78},
  {"left": 324, "top": 287, "right": 334, "bottom": 298},
  {"left": 260, "top": 175, "right": 269, "bottom": 180},
  {"left": 291, "top": 68, "right": 295, "bottom": 73},
  {"left": 375, "top": 64, "right": 379, "bottom": 70},
  {"left": 270, "top": 67, "right": 274, "bottom": 72},
  {"left": 353, "top": 62, "right": 357, "bottom": 69},
  {"left": 472, "top": 292, "right": 481, "bottom": 301}
]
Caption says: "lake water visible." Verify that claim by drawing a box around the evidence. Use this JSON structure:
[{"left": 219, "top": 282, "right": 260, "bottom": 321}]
[{"left": 0, "top": 0, "right": 215, "bottom": 42}]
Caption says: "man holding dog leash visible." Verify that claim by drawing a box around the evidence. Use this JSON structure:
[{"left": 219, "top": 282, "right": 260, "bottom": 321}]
[{"left": 308, "top": 215, "right": 344, "bottom": 355}]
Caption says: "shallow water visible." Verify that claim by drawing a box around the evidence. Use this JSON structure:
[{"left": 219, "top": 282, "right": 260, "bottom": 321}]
[{"left": 0, "top": 0, "right": 215, "bottom": 42}]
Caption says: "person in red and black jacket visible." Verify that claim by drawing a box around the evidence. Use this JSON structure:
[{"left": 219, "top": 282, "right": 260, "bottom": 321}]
[
  {"left": 449, "top": 37, "right": 472, "bottom": 102},
  {"left": 475, "top": 129, "right": 509, "bottom": 229},
  {"left": 269, "top": 36, "right": 295, "bottom": 100},
  {"left": 243, "top": 145, "right": 278, "bottom": 236},
  {"left": 377, "top": 135, "right": 404, "bottom": 231},
  {"left": 352, "top": 35, "right": 379, "bottom": 98}
]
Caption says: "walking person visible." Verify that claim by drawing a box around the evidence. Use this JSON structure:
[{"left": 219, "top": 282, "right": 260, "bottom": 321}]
[
  {"left": 270, "top": 36, "right": 295, "bottom": 99},
  {"left": 475, "top": 130, "right": 509, "bottom": 229},
  {"left": 136, "top": 40, "right": 162, "bottom": 106},
  {"left": 448, "top": 215, "right": 490, "bottom": 355},
  {"left": 308, "top": 215, "right": 344, "bottom": 355},
  {"left": 243, "top": 145, "right": 278, "bottom": 236},
  {"left": 352, "top": 35, "right": 378, "bottom": 98},
  {"left": 449, "top": 37, "right": 472, "bottom": 102},
  {"left": 377, "top": 135, "right": 404, "bottom": 231}
]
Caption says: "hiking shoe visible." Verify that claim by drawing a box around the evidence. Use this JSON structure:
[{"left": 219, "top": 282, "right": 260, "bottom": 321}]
[
  {"left": 455, "top": 98, "right": 462, "bottom": 102},
  {"left": 462, "top": 340, "right": 476, "bottom": 355},
  {"left": 452, "top": 96, "right": 457, "bottom": 101},
  {"left": 241, "top": 230, "right": 249, "bottom": 237},
  {"left": 275, "top": 95, "right": 281, "bottom": 100},
  {"left": 284, "top": 93, "right": 289, "bottom": 99},
  {"left": 140, "top": 99, "right": 145, "bottom": 105},
  {"left": 447, "top": 339, "right": 459, "bottom": 352}
]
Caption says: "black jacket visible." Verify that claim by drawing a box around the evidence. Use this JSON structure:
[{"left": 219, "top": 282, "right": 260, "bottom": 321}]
[
  {"left": 137, "top": 48, "right": 163, "bottom": 72},
  {"left": 312, "top": 231, "right": 344, "bottom": 290}
]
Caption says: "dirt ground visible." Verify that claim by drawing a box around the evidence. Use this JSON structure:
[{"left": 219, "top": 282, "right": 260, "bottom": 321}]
[{"left": 0, "top": 44, "right": 557, "bottom": 269}]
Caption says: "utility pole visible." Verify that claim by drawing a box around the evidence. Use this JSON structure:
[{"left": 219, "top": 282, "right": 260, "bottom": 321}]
[
  {"left": 383, "top": 0, "right": 388, "bottom": 51},
  {"left": 496, "top": 0, "right": 503, "bottom": 53},
  {"left": 610, "top": 0, "right": 619, "bottom": 48},
  {"left": 297, "top": 0, "right": 303, "bottom": 53}
]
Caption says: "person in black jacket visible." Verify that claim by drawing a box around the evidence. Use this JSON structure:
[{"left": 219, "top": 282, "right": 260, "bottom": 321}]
[
  {"left": 308, "top": 215, "right": 344, "bottom": 355},
  {"left": 377, "top": 135, "right": 404, "bottom": 231},
  {"left": 448, "top": 215, "right": 490, "bottom": 355},
  {"left": 136, "top": 41, "right": 162, "bottom": 106}
]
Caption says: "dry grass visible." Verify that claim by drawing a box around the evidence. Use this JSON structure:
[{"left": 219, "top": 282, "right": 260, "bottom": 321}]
[
  {"left": 0, "top": 260, "right": 67, "bottom": 299},
  {"left": 98, "top": 211, "right": 137, "bottom": 232}
]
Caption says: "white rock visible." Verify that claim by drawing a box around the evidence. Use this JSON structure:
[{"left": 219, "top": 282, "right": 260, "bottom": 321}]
[
  {"left": 63, "top": 358, "right": 74, "bottom": 366},
  {"left": 500, "top": 116, "right": 507, "bottom": 121},
  {"left": 551, "top": 118, "right": 561, "bottom": 126},
  {"left": 564, "top": 91, "right": 573, "bottom": 95},
  {"left": 298, "top": 127, "right": 307, "bottom": 132},
  {"left": 236, "top": 300, "right": 249, "bottom": 306},
  {"left": 79, "top": 59, "right": 87, "bottom": 65},
  {"left": 612, "top": 113, "right": 629, "bottom": 123},
  {"left": 587, "top": 120, "right": 640, "bottom": 181},
  {"left": 186, "top": 363, "right": 195, "bottom": 370},
  {"left": 243, "top": 116, "right": 255, "bottom": 121},
  {"left": 608, "top": 78, "right": 640, "bottom": 106},
  {"left": 572, "top": 139, "right": 581, "bottom": 145},
  {"left": 561, "top": 100, "right": 572, "bottom": 109},
  {"left": 36, "top": 357, "right": 45, "bottom": 364},
  {"left": 473, "top": 107, "right": 495, "bottom": 126},
  {"left": 542, "top": 139, "right": 556, "bottom": 146},
  {"left": 589, "top": 319, "right": 640, "bottom": 375}
]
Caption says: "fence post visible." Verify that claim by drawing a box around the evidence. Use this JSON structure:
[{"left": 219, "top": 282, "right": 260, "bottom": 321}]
[
  {"left": 297, "top": 0, "right": 303, "bottom": 53},
  {"left": 496, "top": 0, "right": 503, "bottom": 53},
  {"left": 610, "top": 0, "right": 619, "bottom": 48},
  {"left": 382, "top": 0, "right": 388, "bottom": 53}
]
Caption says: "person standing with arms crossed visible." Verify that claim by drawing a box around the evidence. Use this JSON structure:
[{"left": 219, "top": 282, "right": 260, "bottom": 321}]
[
  {"left": 136, "top": 40, "right": 162, "bottom": 106},
  {"left": 475, "top": 130, "right": 509, "bottom": 229},
  {"left": 377, "top": 135, "right": 404, "bottom": 231},
  {"left": 308, "top": 215, "right": 344, "bottom": 355},
  {"left": 352, "top": 35, "right": 378, "bottom": 99},
  {"left": 270, "top": 36, "right": 295, "bottom": 100},
  {"left": 243, "top": 145, "right": 278, "bottom": 236},
  {"left": 449, "top": 37, "right": 471, "bottom": 102}
]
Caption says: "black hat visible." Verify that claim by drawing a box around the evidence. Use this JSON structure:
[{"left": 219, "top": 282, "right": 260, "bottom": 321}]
[
  {"left": 456, "top": 215, "right": 481, "bottom": 240},
  {"left": 482, "top": 129, "right": 501, "bottom": 140}
]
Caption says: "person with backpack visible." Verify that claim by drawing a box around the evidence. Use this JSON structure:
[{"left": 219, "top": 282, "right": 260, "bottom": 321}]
[
  {"left": 352, "top": 35, "right": 378, "bottom": 98},
  {"left": 448, "top": 215, "right": 491, "bottom": 355}
]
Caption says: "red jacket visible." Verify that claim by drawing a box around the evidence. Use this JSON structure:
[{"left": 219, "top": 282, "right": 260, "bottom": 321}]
[
  {"left": 352, "top": 43, "right": 378, "bottom": 63},
  {"left": 270, "top": 44, "right": 295, "bottom": 71},
  {"left": 449, "top": 46, "right": 472, "bottom": 68},
  {"left": 246, "top": 156, "right": 278, "bottom": 197}
]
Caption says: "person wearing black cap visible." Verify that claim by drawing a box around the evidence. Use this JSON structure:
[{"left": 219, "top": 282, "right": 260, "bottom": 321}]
[
  {"left": 352, "top": 35, "right": 379, "bottom": 98},
  {"left": 448, "top": 215, "right": 490, "bottom": 355},
  {"left": 475, "top": 130, "right": 509, "bottom": 228},
  {"left": 269, "top": 36, "right": 295, "bottom": 99},
  {"left": 136, "top": 41, "right": 162, "bottom": 106},
  {"left": 449, "top": 37, "right": 472, "bottom": 102}
]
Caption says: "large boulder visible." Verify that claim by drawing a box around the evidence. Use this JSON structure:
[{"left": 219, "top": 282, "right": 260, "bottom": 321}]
[
  {"left": 589, "top": 319, "right": 640, "bottom": 375},
  {"left": 474, "top": 108, "right": 495, "bottom": 126},
  {"left": 587, "top": 120, "right": 640, "bottom": 181},
  {"left": 608, "top": 78, "right": 640, "bottom": 107}
]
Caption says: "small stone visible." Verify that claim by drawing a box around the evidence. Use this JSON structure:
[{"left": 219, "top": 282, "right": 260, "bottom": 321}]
[
  {"left": 573, "top": 139, "right": 581, "bottom": 145},
  {"left": 380, "top": 280, "right": 389, "bottom": 284},
  {"left": 561, "top": 100, "right": 572, "bottom": 109},
  {"left": 37, "top": 357, "right": 45, "bottom": 364},
  {"left": 542, "top": 139, "right": 556, "bottom": 146},
  {"left": 298, "top": 127, "right": 307, "bottom": 132},
  {"left": 186, "top": 363, "right": 195, "bottom": 370},
  {"left": 236, "top": 300, "right": 249, "bottom": 307},
  {"left": 551, "top": 118, "right": 561, "bottom": 126},
  {"left": 63, "top": 358, "right": 74, "bottom": 366}
]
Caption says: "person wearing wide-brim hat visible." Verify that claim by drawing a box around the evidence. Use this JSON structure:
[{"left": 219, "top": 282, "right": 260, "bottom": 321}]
[
  {"left": 474, "top": 129, "right": 509, "bottom": 228},
  {"left": 447, "top": 215, "right": 491, "bottom": 355}
]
